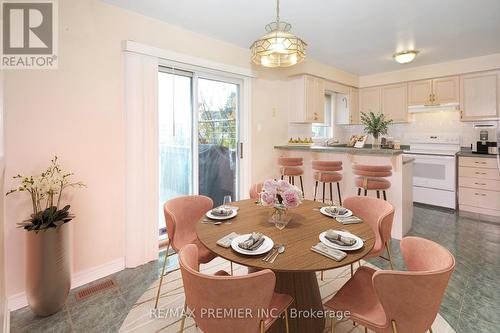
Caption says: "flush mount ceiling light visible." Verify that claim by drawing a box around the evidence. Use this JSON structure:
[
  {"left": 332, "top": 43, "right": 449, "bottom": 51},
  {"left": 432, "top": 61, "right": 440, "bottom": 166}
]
[
  {"left": 393, "top": 50, "right": 419, "bottom": 64},
  {"left": 250, "top": 0, "right": 307, "bottom": 68}
]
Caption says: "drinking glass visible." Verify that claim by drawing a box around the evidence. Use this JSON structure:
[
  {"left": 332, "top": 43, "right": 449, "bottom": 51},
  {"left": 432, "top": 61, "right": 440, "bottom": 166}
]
[{"left": 223, "top": 195, "right": 232, "bottom": 208}]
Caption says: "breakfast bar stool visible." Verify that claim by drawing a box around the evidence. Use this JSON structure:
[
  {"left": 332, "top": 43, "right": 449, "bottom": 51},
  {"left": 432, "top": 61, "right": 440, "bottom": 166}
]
[
  {"left": 278, "top": 157, "right": 304, "bottom": 194},
  {"left": 312, "top": 160, "right": 343, "bottom": 205},
  {"left": 352, "top": 164, "right": 392, "bottom": 200}
]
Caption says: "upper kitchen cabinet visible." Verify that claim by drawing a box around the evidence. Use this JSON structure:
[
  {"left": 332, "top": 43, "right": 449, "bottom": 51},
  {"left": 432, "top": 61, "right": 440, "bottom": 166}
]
[
  {"left": 335, "top": 87, "right": 360, "bottom": 125},
  {"left": 359, "top": 86, "right": 381, "bottom": 114},
  {"left": 408, "top": 76, "right": 459, "bottom": 106},
  {"left": 460, "top": 71, "right": 499, "bottom": 121},
  {"left": 288, "top": 75, "right": 325, "bottom": 123},
  {"left": 382, "top": 83, "right": 408, "bottom": 123}
]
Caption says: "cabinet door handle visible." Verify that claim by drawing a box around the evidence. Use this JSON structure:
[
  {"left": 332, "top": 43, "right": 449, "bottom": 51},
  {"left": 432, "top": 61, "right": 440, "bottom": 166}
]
[
  {"left": 475, "top": 172, "right": 487, "bottom": 175},
  {"left": 474, "top": 182, "right": 487, "bottom": 185},
  {"left": 474, "top": 161, "right": 487, "bottom": 164},
  {"left": 474, "top": 193, "right": 487, "bottom": 196}
]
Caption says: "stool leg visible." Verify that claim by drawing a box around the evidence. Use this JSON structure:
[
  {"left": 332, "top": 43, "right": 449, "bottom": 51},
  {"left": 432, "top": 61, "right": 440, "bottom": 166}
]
[
  {"left": 329, "top": 183, "right": 333, "bottom": 204},
  {"left": 281, "top": 175, "right": 284, "bottom": 180},
  {"left": 288, "top": 176, "right": 292, "bottom": 184},
  {"left": 383, "top": 190, "right": 387, "bottom": 201},
  {"left": 357, "top": 188, "right": 361, "bottom": 196},
  {"left": 299, "top": 176, "right": 304, "bottom": 195},
  {"left": 322, "top": 182, "right": 326, "bottom": 203},
  {"left": 377, "top": 190, "right": 380, "bottom": 199},
  {"left": 337, "top": 182, "right": 342, "bottom": 206},
  {"left": 314, "top": 181, "right": 318, "bottom": 201},
  {"left": 364, "top": 189, "right": 367, "bottom": 196},
  {"left": 292, "top": 176, "right": 295, "bottom": 185}
]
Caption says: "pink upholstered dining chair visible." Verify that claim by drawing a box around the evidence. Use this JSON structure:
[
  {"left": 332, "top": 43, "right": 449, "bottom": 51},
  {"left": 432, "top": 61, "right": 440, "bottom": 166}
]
[
  {"left": 178, "top": 244, "right": 294, "bottom": 333},
  {"left": 344, "top": 196, "right": 395, "bottom": 271},
  {"left": 324, "top": 236, "right": 455, "bottom": 333},
  {"left": 154, "top": 195, "right": 217, "bottom": 309},
  {"left": 249, "top": 182, "right": 264, "bottom": 199}
]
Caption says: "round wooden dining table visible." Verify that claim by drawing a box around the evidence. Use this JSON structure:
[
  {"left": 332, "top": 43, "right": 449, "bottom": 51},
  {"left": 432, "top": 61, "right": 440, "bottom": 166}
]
[{"left": 196, "top": 199, "right": 375, "bottom": 333}]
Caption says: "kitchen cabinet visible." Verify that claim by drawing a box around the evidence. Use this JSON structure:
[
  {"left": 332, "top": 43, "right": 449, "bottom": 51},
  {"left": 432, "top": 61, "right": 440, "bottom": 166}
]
[
  {"left": 288, "top": 75, "right": 325, "bottom": 123},
  {"left": 335, "top": 87, "right": 359, "bottom": 125},
  {"left": 359, "top": 86, "right": 381, "bottom": 114},
  {"left": 408, "top": 76, "right": 459, "bottom": 106},
  {"left": 460, "top": 71, "right": 499, "bottom": 121},
  {"left": 458, "top": 156, "right": 500, "bottom": 217},
  {"left": 381, "top": 83, "right": 408, "bottom": 123}
]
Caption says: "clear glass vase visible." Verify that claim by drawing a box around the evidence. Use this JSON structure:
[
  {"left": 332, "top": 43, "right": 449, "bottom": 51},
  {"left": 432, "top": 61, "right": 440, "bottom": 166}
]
[
  {"left": 372, "top": 135, "right": 381, "bottom": 149},
  {"left": 268, "top": 206, "right": 291, "bottom": 229}
]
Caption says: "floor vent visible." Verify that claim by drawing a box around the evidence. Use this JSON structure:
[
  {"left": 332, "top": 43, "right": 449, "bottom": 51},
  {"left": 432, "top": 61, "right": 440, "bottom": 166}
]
[{"left": 75, "top": 279, "right": 117, "bottom": 301}]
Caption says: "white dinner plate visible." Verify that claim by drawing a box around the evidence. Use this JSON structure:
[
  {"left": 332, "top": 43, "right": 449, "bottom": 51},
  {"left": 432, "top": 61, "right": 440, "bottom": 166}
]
[
  {"left": 206, "top": 209, "right": 237, "bottom": 220},
  {"left": 320, "top": 206, "right": 353, "bottom": 218},
  {"left": 319, "top": 230, "right": 364, "bottom": 251},
  {"left": 231, "top": 234, "right": 274, "bottom": 256}
]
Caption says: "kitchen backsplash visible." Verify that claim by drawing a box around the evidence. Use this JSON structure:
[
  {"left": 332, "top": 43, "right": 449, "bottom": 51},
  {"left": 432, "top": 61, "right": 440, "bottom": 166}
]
[{"left": 289, "top": 111, "right": 498, "bottom": 147}]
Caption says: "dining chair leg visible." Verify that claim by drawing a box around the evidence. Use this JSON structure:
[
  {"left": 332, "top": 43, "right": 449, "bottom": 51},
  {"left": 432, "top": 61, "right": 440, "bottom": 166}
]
[
  {"left": 284, "top": 308, "right": 290, "bottom": 333},
  {"left": 314, "top": 181, "right": 318, "bottom": 201},
  {"left": 155, "top": 243, "right": 171, "bottom": 309},
  {"left": 364, "top": 189, "right": 367, "bottom": 196},
  {"left": 429, "top": 329, "right": 433, "bottom": 333},
  {"left": 365, "top": 327, "right": 368, "bottom": 333},
  {"left": 230, "top": 261, "right": 234, "bottom": 275},
  {"left": 329, "top": 182, "right": 333, "bottom": 204},
  {"left": 383, "top": 190, "right": 387, "bottom": 201},
  {"left": 259, "top": 320, "right": 265, "bottom": 333},
  {"left": 376, "top": 190, "right": 380, "bottom": 199},
  {"left": 299, "top": 176, "right": 304, "bottom": 195},
  {"left": 350, "top": 263, "right": 353, "bottom": 277},
  {"left": 358, "top": 260, "right": 361, "bottom": 268},
  {"left": 391, "top": 320, "right": 398, "bottom": 333},
  {"left": 336, "top": 182, "right": 342, "bottom": 206},
  {"left": 386, "top": 242, "right": 394, "bottom": 270},
  {"left": 179, "top": 303, "right": 187, "bottom": 333},
  {"left": 357, "top": 188, "right": 361, "bottom": 196},
  {"left": 321, "top": 271, "right": 324, "bottom": 281},
  {"left": 322, "top": 182, "right": 326, "bottom": 203},
  {"left": 331, "top": 316, "right": 336, "bottom": 333}
]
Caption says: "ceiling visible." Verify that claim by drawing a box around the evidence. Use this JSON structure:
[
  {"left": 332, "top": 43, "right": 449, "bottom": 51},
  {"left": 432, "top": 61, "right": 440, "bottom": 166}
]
[{"left": 102, "top": 0, "right": 500, "bottom": 75}]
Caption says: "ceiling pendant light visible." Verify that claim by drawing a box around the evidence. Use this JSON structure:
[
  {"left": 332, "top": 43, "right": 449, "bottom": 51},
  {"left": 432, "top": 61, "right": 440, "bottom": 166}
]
[
  {"left": 250, "top": 0, "right": 306, "bottom": 68},
  {"left": 393, "top": 50, "right": 419, "bottom": 64}
]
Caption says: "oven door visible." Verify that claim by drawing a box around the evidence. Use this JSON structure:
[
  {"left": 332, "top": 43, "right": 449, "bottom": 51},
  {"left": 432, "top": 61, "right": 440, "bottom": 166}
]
[{"left": 403, "top": 153, "right": 456, "bottom": 191}]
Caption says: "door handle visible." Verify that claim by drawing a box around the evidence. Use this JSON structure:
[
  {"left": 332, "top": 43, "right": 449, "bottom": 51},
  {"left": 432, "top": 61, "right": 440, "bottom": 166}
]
[{"left": 239, "top": 142, "right": 243, "bottom": 159}]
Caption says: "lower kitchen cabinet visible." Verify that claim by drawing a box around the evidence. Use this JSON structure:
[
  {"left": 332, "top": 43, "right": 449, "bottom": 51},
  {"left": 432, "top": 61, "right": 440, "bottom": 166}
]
[{"left": 458, "top": 156, "right": 500, "bottom": 216}]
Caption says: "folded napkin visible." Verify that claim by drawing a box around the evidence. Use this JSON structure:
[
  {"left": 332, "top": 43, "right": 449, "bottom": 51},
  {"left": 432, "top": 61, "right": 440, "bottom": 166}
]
[
  {"left": 211, "top": 206, "right": 233, "bottom": 217},
  {"left": 325, "top": 206, "right": 348, "bottom": 216},
  {"left": 311, "top": 242, "right": 347, "bottom": 261},
  {"left": 216, "top": 232, "right": 240, "bottom": 248},
  {"left": 238, "top": 232, "right": 265, "bottom": 251},
  {"left": 325, "top": 230, "right": 357, "bottom": 246},
  {"left": 336, "top": 216, "right": 363, "bottom": 225}
]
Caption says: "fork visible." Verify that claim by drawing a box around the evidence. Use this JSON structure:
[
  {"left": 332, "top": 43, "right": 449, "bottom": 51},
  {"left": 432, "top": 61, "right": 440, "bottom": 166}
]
[{"left": 262, "top": 244, "right": 280, "bottom": 262}]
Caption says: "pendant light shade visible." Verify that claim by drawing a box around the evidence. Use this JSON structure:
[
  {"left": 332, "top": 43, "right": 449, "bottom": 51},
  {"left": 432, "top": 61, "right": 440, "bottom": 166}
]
[{"left": 250, "top": 0, "right": 306, "bottom": 67}]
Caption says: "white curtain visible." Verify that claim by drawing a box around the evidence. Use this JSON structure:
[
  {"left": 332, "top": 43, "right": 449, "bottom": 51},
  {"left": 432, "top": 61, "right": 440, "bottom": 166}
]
[{"left": 124, "top": 52, "right": 159, "bottom": 268}]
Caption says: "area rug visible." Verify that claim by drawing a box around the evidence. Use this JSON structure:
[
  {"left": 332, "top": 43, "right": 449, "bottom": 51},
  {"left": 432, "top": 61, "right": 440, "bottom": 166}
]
[{"left": 119, "top": 257, "right": 455, "bottom": 333}]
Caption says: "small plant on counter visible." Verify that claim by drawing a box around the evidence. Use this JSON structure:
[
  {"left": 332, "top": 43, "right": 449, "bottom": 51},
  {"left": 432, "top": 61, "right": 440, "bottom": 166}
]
[
  {"left": 6, "top": 156, "right": 86, "bottom": 232},
  {"left": 360, "top": 111, "right": 393, "bottom": 140}
]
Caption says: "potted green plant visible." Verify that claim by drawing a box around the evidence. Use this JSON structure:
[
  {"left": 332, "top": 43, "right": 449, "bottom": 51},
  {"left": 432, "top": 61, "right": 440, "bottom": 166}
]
[
  {"left": 360, "top": 111, "right": 393, "bottom": 149},
  {"left": 6, "top": 156, "right": 85, "bottom": 316}
]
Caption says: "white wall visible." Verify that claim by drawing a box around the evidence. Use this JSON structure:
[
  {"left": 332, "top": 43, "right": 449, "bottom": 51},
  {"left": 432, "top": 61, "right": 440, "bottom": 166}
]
[
  {"left": 0, "top": 71, "right": 7, "bottom": 332},
  {"left": 3, "top": 0, "right": 356, "bottom": 306}
]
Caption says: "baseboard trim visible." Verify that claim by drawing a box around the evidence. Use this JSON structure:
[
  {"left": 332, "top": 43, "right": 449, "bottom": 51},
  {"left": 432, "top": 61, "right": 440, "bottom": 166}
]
[
  {"left": 7, "top": 257, "right": 125, "bottom": 312},
  {"left": 2, "top": 302, "right": 9, "bottom": 333}
]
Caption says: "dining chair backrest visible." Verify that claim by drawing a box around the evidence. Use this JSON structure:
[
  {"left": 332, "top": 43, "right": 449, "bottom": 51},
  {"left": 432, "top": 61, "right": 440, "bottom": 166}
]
[
  {"left": 249, "top": 182, "right": 264, "bottom": 200},
  {"left": 372, "top": 236, "right": 455, "bottom": 333},
  {"left": 179, "top": 244, "right": 276, "bottom": 333},
  {"left": 342, "top": 196, "right": 394, "bottom": 255},
  {"left": 164, "top": 195, "right": 213, "bottom": 252}
]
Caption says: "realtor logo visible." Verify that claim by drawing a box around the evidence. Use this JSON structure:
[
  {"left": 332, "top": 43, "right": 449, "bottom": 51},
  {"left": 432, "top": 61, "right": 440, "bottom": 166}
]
[{"left": 1, "top": 0, "right": 58, "bottom": 69}]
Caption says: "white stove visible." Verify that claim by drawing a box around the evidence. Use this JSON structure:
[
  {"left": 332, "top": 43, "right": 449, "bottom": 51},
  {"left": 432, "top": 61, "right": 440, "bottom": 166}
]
[{"left": 403, "top": 134, "right": 460, "bottom": 209}]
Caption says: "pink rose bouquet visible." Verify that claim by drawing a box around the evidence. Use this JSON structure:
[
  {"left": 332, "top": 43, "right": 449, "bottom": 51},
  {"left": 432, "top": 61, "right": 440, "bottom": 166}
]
[{"left": 259, "top": 179, "right": 303, "bottom": 209}]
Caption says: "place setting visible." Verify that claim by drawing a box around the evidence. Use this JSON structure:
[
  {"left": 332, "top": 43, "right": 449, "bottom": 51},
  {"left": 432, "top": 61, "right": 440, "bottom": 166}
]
[
  {"left": 316, "top": 201, "right": 364, "bottom": 225},
  {"left": 312, "top": 229, "right": 364, "bottom": 261},
  {"left": 202, "top": 195, "right": 239, "bottom": 225}
]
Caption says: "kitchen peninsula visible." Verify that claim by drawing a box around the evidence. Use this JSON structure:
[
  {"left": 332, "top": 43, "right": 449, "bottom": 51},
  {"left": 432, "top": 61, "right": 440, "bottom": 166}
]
[{"left": 275, "top": 145, "right": 414, "bottom": 239}]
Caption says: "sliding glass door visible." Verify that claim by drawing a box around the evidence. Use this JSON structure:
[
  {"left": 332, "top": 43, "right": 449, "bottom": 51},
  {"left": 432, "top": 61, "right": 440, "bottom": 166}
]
[{"left": 158, "top": 68, "right": 241, "bottom": 235}]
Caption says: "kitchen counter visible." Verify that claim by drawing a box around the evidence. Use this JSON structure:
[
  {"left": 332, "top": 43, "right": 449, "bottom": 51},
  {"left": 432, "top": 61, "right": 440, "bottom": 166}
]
[
  {"left": 274, "top": 144, "right": 409, "bottom": 156},
  {"left": 274, "top": 145, "right": 413, "bottom": 239},
  {"left": 456, "top": 147, "right": 498, "bottom": 158}
]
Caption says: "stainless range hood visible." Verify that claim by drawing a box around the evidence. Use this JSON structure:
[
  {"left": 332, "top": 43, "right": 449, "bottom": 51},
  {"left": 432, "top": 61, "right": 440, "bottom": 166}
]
[{"left": 408, "top": 102, "right": 460, "bottom": 113}]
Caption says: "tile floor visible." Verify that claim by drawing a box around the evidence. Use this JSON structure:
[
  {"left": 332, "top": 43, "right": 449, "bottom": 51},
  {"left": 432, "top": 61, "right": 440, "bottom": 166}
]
[{"left": 10, "top": 204, "right": 500, "bottom": 333}]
